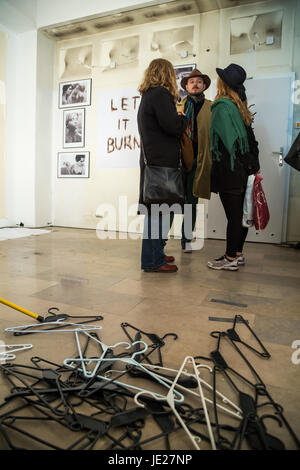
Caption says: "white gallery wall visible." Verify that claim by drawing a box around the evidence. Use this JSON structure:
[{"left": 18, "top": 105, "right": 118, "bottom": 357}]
[
  {"left": 35, "top": 31, "right": 55, "bottom": 227},
  {"left": 0, "top": 24, "right": 54, "bottom": 228},
  {"left": 0, "top": 31, "right": 7, "bottom": 221},
  {"left": 0, "top": 0, "right": 172, "bottom": 228},
  {"left": 0, "top": 0, "right": 299, "bottom": 241},
  {"left": 53, "top": 13, "right": 202, "bottom": 235},
  {"left": 0, "top": 22, "right": 18, "bottom": 228},
  {"left": 52, "top": 0, "right": 299, "bottom": 240}
]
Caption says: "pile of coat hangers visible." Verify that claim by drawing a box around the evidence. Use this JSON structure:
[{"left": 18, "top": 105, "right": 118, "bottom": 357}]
[{"left": 0, "top": 309, "right": 299, "bottom": 451}]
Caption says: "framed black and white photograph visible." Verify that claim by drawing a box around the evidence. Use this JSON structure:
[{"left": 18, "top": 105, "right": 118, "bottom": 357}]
[
  {"left": 58, "top": 151, "right": 90, "bottom": 178},
  {"left": 59, "top": 79, "right": 92, "bottom": 108},
  {"left": 63, "top": 108, "right": 85, "bottom": 148},
  {"left": 174, "top": 64, "right": 196, "bottom": 100}
]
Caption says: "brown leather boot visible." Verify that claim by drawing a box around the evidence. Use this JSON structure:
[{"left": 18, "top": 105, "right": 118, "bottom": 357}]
[
  {"left": 144, "top": 263, "right": 178, "bottom": 273},
  {"left": 165, "top": 255, "right": 175, "bottom": 263}
]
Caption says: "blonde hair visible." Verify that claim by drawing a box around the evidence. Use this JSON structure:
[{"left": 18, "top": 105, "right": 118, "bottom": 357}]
[
  {"left": 215, "top": 77, "right": 253, "bottom": 126},
  {"left": 138, "top": 59, "right": 179, "bottom": 102}
]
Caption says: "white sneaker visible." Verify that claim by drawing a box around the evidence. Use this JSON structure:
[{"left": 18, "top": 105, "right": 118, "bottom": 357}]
[
  {"left": 236, "top": 254, "right": 245, "bottom": 265},
  {"left": 207, "top": 255, "right": 239, "bottom": 271}
]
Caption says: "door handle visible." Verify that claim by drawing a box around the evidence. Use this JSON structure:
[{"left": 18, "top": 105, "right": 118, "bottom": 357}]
[{"left": 272, "top": 147, "right": 283, "bottom": 166}]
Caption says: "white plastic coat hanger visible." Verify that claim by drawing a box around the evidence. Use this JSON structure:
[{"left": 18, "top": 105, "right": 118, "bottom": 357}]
[
  {"left": 69, "top": 330, "right": 138, "bottom": 378},
  {"left": 5, "top": 321, "right": 102, "bottom": 334},
  {"left": 141, "top": 363, "right": 242, "bottom": 419},
  {"left": 63, "top": 332, "right": 185, "bottom": 404},
  {"left": 134, "top": 356, "right": 217, "bottom": 450},
  {"left": 0, "top": 343, "right": 32, "bottom": 361}
]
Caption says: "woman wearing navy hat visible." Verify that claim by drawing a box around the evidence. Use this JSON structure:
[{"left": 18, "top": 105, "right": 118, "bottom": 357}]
[{"left": 208, "top": 64, "right": 260, "bottom": 271}]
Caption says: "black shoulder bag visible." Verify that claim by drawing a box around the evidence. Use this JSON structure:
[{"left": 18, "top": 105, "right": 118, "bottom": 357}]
[
  {"left": 242, "top": 126, "right": 260, "bottom": 175},
  {"left": 141, "top": 140, "right": 185, "bottom": 205}
]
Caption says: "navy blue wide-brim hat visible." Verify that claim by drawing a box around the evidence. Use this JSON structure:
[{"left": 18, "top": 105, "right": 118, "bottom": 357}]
[{"left": 216, "top": 63, "right": 247, "bottom": 101}]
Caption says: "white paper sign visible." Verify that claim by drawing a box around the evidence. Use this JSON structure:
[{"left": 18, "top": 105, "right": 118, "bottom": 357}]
[{"left": 97, "top": 88, "right": 141, "bottom": 168}]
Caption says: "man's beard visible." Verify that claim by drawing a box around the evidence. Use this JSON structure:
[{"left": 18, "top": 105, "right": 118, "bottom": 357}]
[{"left": 189, "top": 90, "right": 203, "bottom": 96}]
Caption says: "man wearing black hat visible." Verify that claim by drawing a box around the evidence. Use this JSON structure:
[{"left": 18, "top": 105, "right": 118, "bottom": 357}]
[{"left": 177, "top": 69, "right": 212, "bottom": 252}]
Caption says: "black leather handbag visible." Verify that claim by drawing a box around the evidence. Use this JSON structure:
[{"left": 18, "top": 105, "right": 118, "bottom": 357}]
[
  {"left": 242, "top": 126, "right": 260, "bottom": 175},
  {"left": 142, "top": 141, "right": 184, "bottom": 205}
]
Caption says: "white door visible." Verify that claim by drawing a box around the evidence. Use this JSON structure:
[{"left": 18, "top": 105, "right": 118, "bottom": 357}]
[{"left": 207, "top": 74, "right": 294, "bottom": 244}]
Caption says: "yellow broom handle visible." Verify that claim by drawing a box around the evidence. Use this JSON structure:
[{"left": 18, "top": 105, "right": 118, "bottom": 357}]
[{"left": 0, "top": 297, "right": 44, "bottom": 322}]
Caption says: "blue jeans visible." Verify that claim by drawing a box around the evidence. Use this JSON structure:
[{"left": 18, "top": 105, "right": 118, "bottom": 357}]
[
  {"left": 141, "top": 212, "right": 173, "bottom": 270},
  {"left": 181, "top": 161, "right": 198, "bottom": 242}
]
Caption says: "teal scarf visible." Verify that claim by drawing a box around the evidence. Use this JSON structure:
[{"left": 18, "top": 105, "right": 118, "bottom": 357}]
[
  {"left": 184, "top": 94, "right": 205, "bottom": 140},
  {"left": 184, "top": 99, "right": 194, "bottom": 140},
  {"left": 210, "top": 98, "right": 249, "bottom": 170}
]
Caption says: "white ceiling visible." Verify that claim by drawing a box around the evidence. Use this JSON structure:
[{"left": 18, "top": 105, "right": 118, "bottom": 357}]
[
  {"left": 40, "top": 0, "right": 270, "bottom": 41},
  {"left": 0, "top": 0, "right": 37, "bottom": 33}
]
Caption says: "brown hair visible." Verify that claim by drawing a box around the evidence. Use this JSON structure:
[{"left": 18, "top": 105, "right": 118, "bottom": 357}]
[
  {"left": 138, "top": 59, "right": 179, "bottom": 102},
  {"left": 215, "top": 77, "right": 253, "bottom": 126}
]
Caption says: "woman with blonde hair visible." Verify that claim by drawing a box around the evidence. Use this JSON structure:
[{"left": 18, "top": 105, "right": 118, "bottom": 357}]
[
  {"left": 208, "top": 64, "right": 260, "bottom": 271},
  {"left": 137, "top": 58, "right": 188, "bottom": 273}
]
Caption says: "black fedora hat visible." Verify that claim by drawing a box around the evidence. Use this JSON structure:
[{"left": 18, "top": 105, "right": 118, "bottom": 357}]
[
  {"left": 181, "top": 69, "right": 211, "bottom": 91},
  {"left": 216, "top": 63, "right": 247, "bottom": 101}
]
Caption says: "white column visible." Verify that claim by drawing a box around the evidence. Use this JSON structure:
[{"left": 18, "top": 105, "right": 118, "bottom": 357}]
[
  {"left": 12, "top": 29, "right": 37, "bottom": 226},
  {"left": 35, "top": 31, "right": 55, "bottom": 227},
  {"left": 0, "top": 31, "right": 7, "bottom": 224},
  {"left": 4, "top": 28, "right": 54, "bottom": 227}
]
